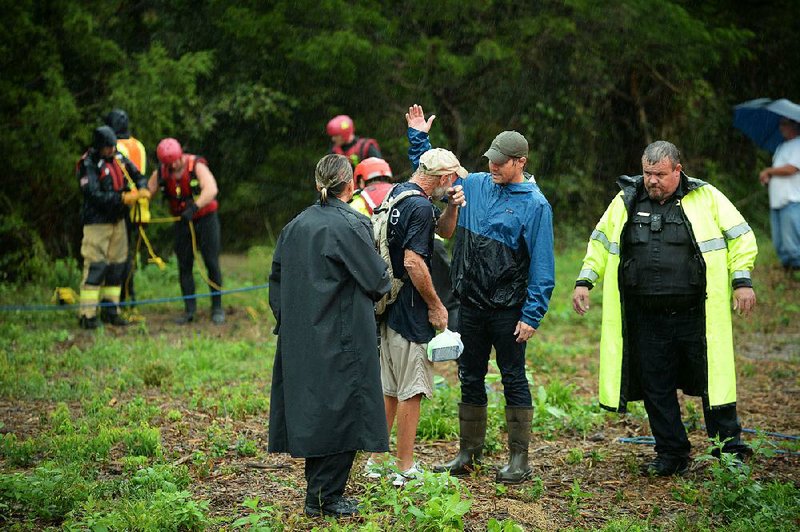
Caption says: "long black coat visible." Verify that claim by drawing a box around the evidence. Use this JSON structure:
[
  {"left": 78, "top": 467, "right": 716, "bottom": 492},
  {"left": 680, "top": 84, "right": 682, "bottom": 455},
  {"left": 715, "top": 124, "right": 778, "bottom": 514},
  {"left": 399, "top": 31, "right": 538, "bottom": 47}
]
[{"left": 268, "top": 197, "right": 391, "bottom": 458}]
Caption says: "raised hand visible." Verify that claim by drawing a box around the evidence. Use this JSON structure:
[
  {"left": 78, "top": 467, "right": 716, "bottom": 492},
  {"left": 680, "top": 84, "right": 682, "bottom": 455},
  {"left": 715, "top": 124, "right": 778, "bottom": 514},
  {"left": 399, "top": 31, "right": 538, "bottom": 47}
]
[{"left": 405, "top": 104, "right": 436, "bottom": 133}]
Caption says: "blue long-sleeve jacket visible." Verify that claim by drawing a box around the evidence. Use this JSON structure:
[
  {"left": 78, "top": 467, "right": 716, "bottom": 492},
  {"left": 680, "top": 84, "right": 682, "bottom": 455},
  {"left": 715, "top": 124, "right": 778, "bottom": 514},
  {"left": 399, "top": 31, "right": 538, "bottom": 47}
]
[{"left": 408, "top": 128, "right": 555, "bottom": 328}]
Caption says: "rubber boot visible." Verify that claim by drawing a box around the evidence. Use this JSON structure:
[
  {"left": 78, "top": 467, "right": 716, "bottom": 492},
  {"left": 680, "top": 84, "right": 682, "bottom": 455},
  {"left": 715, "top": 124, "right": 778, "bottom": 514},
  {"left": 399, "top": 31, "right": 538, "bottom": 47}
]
[
  {"left": 433, "top": 403, "right": 487, "bottom": 476},
  {"left": 100, "top": 300, "right": 129, "bottom": 326},
  {"left": 496, "top": 406, "right": 533, "bottom": 484}
]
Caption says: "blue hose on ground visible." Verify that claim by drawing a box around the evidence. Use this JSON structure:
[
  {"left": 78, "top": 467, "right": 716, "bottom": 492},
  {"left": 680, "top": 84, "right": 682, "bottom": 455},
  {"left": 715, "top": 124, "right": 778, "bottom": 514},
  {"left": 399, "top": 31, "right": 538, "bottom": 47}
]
[{"left": 0, "top": 283, "right": 269, "bottom": 312}]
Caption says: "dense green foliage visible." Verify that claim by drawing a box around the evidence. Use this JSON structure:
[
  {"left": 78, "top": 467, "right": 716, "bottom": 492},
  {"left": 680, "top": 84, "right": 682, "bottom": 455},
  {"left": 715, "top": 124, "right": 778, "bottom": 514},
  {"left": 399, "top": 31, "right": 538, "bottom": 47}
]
[{"left": 2, "top": 0, "right": 799, "bottom": 280}]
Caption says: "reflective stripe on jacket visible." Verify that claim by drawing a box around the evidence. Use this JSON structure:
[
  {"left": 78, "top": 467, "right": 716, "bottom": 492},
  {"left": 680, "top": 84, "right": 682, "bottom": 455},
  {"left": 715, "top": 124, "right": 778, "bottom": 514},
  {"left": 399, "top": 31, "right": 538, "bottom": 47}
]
[{"left": 577, "top": 174, "right": 757, "bottom": 411}]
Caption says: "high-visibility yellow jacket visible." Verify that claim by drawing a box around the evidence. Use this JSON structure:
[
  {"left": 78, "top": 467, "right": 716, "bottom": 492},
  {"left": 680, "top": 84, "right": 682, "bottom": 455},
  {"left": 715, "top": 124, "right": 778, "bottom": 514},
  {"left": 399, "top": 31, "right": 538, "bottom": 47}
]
[
  {"left": 576, "top": 174, "right": 757, "bottom": 412},
  {"left": 117, "top": 137, "right": 147, "bottom": 174}
]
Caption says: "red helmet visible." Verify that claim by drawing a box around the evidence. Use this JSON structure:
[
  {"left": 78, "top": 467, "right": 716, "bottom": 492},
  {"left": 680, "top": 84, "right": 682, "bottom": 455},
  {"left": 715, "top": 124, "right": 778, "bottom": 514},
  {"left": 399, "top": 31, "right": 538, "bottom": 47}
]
[
  {"left": 326, "top": 115, "right": 354, "bottom": 137},
  {"left": 157, "top": 138, "right": 183, "bottom": 165},
  {"left": 354, "top": 157, "right": 392, "bottom": 184}
]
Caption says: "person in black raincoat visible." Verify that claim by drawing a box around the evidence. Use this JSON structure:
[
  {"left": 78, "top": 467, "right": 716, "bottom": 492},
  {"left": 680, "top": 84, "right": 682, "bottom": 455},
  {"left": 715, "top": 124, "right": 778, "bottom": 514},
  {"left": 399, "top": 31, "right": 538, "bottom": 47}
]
[{"left": 268, "top": 154, "right": 391, "bottom": 517}]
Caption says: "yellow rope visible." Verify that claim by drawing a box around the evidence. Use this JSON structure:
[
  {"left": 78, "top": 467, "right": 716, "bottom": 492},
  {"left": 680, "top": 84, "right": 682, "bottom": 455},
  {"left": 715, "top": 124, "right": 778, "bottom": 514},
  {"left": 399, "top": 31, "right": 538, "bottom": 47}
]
[{"left": 138, "top": 226, "right": 166, "bottom": 270}]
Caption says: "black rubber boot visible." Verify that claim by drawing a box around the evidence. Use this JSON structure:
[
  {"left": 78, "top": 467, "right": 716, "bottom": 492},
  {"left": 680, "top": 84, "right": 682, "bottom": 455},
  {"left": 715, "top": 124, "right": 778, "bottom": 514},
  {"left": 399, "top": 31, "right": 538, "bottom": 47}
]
[
  {"left": 642, "top": 455, "right": 689, "bottom": 476},
  {"left": 79, "top": 315, "right": 101, "bottom": 330},
  {"left": 496, "top": 406, "right": 533, "bottom": 484},
  {"left": 433, "top": 403, "right": 487, "bottom": 476},
  {"left": 304, "top": 496, "right": 360, "bottom": 517},
  {"left": 100, "top": 301, "right": 129, "bottom": 326}
]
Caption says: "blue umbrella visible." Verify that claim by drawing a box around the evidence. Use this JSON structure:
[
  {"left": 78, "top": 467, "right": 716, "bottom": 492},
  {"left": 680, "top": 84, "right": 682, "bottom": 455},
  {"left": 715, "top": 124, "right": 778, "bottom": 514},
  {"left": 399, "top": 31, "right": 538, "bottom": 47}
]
[{"left": 733, "top": 98, "right": 800, "bottom": 153}]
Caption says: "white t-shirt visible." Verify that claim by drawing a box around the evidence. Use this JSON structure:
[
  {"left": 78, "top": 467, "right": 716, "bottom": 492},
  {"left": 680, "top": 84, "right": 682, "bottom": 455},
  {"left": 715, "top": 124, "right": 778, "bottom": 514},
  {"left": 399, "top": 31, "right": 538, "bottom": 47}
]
[{"left": 769, "top": 137, "right": 800, "bottom": 209}]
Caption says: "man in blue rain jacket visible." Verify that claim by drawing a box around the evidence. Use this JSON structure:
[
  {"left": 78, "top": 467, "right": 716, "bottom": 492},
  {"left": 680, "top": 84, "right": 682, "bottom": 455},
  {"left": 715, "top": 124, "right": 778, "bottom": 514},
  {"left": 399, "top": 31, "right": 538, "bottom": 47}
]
[{"left": 405, "top": 105, "right": 555, "bottom": 484}]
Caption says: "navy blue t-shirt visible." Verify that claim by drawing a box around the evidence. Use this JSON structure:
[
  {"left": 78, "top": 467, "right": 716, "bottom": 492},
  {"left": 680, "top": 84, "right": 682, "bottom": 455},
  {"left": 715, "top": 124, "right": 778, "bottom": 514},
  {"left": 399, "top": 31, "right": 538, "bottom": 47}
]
[{"left": 385, "top": 182, "right": 441, "bottom": 344}]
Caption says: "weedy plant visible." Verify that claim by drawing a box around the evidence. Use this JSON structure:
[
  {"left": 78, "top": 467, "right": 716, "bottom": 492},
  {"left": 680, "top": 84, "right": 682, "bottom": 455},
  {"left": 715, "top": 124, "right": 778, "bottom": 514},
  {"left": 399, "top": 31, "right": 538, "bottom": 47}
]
[
  {"left": 231, "top": 496, "right": 281, "bottom": 529},
  {"left": 567, "top": 479, "right": 592, "bottom": 517},
  {"left": 361, "top": 471, "right": 472, "bottom": 530},
  {"left": 487, "top": 517, "right": 526, "bottom": 531},
  {"left": 695, "top": 437, "right": 800, "bottom": 528},
  {"left": 235, "top": 437, "right": 259, "bottom": 457},
  {"left": 531, "top": 380, "right": 606, "bottom": 438}
]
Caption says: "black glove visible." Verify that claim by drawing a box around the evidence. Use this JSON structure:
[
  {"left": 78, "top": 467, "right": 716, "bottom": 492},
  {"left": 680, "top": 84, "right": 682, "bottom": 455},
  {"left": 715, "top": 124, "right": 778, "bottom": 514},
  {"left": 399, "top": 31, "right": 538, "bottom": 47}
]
[{"left": 181, "top": 202, "right": 199, "bottom": 222}]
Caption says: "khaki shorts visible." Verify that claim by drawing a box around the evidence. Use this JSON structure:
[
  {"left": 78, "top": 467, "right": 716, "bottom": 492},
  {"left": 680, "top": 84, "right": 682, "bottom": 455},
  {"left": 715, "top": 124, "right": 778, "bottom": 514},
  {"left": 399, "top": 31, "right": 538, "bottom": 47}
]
[{"left": 379, "top": 322, "right": 434, "bottom": 401}]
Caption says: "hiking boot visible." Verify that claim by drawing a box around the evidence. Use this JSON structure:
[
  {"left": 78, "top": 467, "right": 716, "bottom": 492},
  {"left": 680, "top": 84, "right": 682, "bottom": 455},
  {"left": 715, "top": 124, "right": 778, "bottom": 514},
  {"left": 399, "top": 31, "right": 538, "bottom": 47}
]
[
  {"left": 392, "top": 462, "right": 423, "bottom": 487},
  {"left": 304, "top": 496, "right": 360, "bottom": 517},
  {"left": 79, "top": 316, "right": 101, "bottom": 330},
  {"left": 211, "top": 308, "right": 225, "bottom": 325},
  {"left": 496, "top": 406, "right": 534, "bottom": 484},
  {"left": 175, "top": 312, "right": 195, "bottom": 325},
  {"left": 433, "top": 403, "right": 487, "bottom": 476},
  {"left": 643, "top": 455, "right": 689, "bottom": 477}
]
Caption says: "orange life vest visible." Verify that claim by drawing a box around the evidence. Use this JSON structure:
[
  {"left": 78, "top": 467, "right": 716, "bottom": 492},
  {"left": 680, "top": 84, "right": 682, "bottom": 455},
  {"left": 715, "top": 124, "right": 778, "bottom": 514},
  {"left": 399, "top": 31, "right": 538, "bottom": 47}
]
[{"left": 117, "top": 137, "right": 146, "bottom": 174}]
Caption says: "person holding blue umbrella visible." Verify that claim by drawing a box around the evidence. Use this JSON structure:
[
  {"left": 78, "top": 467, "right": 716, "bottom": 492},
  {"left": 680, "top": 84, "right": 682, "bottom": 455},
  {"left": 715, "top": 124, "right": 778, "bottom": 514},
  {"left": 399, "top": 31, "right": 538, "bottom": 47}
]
[
  {"left": 734, "top": 98, "right": 800, "bottom": 273},
  {"left": 758, "top": 117, "right": 800, "bottom": 273}
]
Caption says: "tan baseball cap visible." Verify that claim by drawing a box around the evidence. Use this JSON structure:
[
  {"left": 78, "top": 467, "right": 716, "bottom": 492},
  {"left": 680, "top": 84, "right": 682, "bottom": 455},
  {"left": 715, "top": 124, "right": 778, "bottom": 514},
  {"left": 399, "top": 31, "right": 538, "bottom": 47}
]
[
  {"left": 484, "top": 131, "right": 528, "bottom": 164},
  {"left": 419, "top": 148, "right": 468, "bottom": 178}
]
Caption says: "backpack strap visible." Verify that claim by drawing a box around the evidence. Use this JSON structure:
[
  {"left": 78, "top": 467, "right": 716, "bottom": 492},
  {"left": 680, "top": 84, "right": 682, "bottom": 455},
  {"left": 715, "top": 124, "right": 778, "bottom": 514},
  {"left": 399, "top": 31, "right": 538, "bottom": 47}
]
[{"left": 374, "top": 187, "right": 423, "bottom": 214}]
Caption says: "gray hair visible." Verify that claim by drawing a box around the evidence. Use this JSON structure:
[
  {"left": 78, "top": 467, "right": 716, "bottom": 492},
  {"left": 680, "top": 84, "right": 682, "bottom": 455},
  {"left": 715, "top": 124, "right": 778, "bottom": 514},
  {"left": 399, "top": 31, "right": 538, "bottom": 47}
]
[
  {"left": 642, "top": 141, "right": 681, "bottom": 168},
  {"left": 410, "top": 166, "right": 440, "bottom": 188},
  {"left": 315, "top": 154, "right": 353, "bottom": 204}
]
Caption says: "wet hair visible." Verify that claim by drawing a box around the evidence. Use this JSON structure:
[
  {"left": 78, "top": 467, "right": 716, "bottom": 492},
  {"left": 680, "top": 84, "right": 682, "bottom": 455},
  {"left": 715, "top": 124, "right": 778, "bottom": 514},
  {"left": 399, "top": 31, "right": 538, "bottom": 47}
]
[
  {"left": 315, "top": 154, "right": 353, "bottom": 204},
  {"left": 642, "top": 141, "right": 681, "bottom": 169}
]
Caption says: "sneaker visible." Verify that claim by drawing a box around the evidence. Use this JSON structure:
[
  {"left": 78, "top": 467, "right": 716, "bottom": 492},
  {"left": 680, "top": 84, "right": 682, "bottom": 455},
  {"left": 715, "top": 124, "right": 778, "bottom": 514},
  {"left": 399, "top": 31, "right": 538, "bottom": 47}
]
[
  {"left": 304, "top": 496, "right": 360, "bottom": 517},
  {"left": 642, "top": 455, "right": 689, "bottom": 477},
  {"left": 392, "top": 462, "right": 423, "bottom": 487},
  {"left": 79, "top": 316, "right": 101, "bottom": 330},
  {"left": 363, "top": 457, "right": 385, "bottom": 479},
  {"left": 211, "top": 308, "right": 225, "bottom": 325},
  {"left": 175, "top": 312, "right": 195, "bottom": 325}
]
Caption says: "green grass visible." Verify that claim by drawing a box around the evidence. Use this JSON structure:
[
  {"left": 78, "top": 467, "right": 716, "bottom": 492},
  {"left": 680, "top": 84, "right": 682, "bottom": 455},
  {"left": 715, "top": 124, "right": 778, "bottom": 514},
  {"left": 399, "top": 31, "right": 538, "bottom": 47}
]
[{"left": 1, "top": 242, "right": 797, "bottom": 530}]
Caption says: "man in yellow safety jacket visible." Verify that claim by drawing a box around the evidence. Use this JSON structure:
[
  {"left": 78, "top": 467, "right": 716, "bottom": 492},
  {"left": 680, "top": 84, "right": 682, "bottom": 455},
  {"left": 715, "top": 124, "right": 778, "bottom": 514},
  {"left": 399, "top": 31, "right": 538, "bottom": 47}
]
[{"left": 572, "top": 141, "right": 757, "bottom": 476}]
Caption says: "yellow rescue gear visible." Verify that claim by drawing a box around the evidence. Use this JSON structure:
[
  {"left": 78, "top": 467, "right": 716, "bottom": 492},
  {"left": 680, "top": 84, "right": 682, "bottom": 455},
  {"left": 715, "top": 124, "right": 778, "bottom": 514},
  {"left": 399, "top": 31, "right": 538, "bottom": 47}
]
[{"left": 52, "top": 287, "right": 78, "bottom": 305}]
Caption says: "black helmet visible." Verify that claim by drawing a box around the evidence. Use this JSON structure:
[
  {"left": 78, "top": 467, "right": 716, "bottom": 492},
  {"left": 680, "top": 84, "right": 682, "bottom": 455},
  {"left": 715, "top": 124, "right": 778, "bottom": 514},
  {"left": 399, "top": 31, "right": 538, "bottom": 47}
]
[
  {"left": 92, "top": 126, "right": 118, "bottom": 150},
  {"left": 104, "top": 108, "right": 130, "bottom": 139}
]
